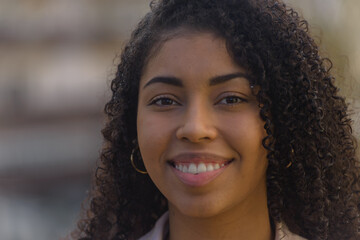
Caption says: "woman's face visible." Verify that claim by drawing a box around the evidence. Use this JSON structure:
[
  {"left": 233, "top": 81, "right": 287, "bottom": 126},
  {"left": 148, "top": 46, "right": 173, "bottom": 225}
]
[{"left": 137, "top": 32, "right": 268, "bottom": 218}]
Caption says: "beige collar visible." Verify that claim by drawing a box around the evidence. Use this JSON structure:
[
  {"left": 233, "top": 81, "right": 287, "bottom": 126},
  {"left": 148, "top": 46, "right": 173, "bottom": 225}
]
[{"left": 139, "top": 212, "right": 307, "bottom": 240}]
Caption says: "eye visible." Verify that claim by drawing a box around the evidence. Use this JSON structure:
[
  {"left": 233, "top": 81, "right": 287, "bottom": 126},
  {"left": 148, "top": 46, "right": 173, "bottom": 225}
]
[
  {"left": 149, "top": 96, "right": 180, "bottom": 106},
  {"left": 217, "top": 95, "right": 247, "bottom": 105}
]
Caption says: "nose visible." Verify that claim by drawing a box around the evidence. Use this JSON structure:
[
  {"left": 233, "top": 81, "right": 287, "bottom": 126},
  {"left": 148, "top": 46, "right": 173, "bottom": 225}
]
[{"left": 176, "top": 100, "right": 217, "bottom": 143}]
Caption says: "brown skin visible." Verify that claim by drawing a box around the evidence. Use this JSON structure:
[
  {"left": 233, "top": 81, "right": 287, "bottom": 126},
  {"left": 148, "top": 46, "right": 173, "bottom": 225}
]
[{"left": 137, "top": 33, "right": 273, "bottom": 240}]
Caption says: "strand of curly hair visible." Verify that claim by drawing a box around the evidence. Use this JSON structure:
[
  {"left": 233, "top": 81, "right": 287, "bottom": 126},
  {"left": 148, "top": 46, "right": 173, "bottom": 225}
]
[{"left": 72, "top": 0, "right": 360, "bottom": 239}]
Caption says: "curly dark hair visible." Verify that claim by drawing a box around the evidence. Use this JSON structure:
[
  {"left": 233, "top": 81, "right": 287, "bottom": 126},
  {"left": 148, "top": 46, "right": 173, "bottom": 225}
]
[{"left": 73, "top": 0, "right": 360, "bottom": 239}]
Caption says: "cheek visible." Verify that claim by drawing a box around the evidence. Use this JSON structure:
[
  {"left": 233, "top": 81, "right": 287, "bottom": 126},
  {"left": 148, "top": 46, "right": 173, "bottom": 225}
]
[
  {"left": 137, "top": 111, "right": 173, "bottom": 167},
  {"left": 221, "top": 111, "right": 266, "bottom": 156},
  {"left": 138, "top": 112, "right": 170, "bottom": 141},
  {"left": 137, "top": 112, "right": 177, "bottom": 190}
]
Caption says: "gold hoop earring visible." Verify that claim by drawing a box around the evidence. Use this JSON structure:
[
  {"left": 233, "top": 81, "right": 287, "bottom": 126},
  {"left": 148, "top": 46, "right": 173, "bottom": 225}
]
[
  {"left": 286, "top": 161, "right": 292, "bottom": 168},
  {"left": 130, "top": 148, "right": 147, "bottom": 174},
  {"left": 286, "top": 148, "right": 294, "bottom": 169}
]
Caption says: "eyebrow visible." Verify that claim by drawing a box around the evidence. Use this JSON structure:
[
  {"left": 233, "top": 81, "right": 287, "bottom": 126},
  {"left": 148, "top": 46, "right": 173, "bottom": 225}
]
[{"left": 143, "top": 72, "right": 252, "bottom": 89}]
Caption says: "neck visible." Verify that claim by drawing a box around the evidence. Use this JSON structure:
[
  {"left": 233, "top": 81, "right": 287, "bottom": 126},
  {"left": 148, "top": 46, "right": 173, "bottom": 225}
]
[{"left": 168, "top": 194, "right": 273, "bottom": 240}]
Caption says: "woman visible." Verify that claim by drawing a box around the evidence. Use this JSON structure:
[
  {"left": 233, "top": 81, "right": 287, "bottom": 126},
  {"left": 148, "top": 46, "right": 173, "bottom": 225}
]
[{"left": 74, "top": 0, "right": 360, "bottom": 239}]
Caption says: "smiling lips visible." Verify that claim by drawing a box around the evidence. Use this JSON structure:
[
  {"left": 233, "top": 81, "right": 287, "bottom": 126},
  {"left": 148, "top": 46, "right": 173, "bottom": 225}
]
[{"left": 168, "top": 153, "right": 233, "bottom": 187}]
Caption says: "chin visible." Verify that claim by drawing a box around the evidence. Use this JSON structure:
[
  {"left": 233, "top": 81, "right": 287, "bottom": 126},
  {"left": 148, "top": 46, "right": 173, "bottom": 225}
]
[{"left": 170, "top": 196, "right": 229, "bottom": 219}]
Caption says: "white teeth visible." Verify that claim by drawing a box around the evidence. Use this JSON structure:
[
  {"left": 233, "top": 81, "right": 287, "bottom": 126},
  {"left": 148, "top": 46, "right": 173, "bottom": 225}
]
[
  {"left": 197, "top": 163, "right": 207, "bottom": 173},
  {"left": 188, "top": 163, "right": 197, "bottom": 174},
  {"left": 206, "top": 164, "right": 214, "bottom": 172},
  {"left": 174, "top": 162, "right": 227, "bottom": 174}
]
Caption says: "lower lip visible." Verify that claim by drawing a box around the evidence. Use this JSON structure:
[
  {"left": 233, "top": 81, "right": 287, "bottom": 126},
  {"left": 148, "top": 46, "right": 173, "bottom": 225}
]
[{"left": 170, "top": 163, "right": 230, "bottom": 187}]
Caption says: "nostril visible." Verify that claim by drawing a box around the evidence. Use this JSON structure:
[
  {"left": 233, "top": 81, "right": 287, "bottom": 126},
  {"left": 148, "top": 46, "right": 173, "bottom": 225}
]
[
  {"left": 175, "top": 107, "right": 218, "bottom": 142},
  {"left": 176, "top": 122, "right": 217, "bottom": 141}
]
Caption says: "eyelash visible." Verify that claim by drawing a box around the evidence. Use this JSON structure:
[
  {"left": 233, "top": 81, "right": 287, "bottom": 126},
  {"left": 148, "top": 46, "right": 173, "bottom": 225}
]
[
  {"left": 149, "top": 95, "right": 180, "bottom": 106},
  {"left": 148, "top": 94, "right": 248, "bottom": 107},
  {"left": 216, "top": 95, "right": 247, "bottom": 105}
]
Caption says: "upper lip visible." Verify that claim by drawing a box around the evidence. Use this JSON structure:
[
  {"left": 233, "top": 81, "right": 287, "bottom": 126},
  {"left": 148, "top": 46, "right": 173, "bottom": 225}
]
[{"left": 168, "top": 152, "right": 233, "bottom": 164}]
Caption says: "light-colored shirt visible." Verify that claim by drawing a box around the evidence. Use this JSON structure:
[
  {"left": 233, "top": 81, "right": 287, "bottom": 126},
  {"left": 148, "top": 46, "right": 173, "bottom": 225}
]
[{"left": 139, "top": 212, "right": 307, "bottom": 240}]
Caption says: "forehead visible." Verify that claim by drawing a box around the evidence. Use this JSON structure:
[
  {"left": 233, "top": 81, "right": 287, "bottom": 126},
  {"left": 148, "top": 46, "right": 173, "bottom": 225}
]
[
  {"left": 140, "top": 32, "right": 246, "bottom": 87},
  {"left": 145, "top": 28, "right": 224, "bottom": 64}
]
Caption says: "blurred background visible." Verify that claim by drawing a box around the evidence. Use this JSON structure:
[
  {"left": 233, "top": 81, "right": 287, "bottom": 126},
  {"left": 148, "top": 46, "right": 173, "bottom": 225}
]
[{"left": 0, "top": 0, "right": 358, "bottom": 240}]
